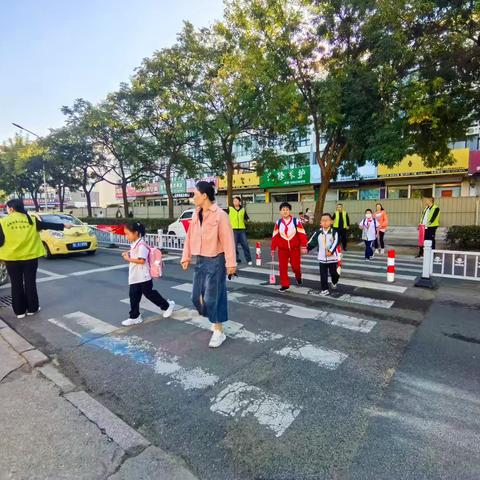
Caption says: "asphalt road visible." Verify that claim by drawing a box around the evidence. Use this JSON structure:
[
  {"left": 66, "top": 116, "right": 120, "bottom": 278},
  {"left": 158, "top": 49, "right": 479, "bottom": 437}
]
[{"left": 0, "top": 248, "right": 438, "bottom": 480}]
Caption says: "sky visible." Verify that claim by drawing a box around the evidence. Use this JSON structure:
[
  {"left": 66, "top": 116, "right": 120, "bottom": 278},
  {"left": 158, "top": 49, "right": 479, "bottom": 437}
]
[{"left": 0, "top": 0, "right": 224, "bottom": 141}]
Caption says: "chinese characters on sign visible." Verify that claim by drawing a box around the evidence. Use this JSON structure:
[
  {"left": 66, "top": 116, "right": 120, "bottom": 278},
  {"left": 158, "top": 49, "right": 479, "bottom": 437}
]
[{"left": 260, "top": 166, "right": 311, "bottom": 188}]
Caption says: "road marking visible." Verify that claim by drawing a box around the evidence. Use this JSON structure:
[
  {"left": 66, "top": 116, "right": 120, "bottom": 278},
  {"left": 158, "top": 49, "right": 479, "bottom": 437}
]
[
  {"left": 38, "top": 268, "right": 63, "bottom": 277},
  {"left": 267, "top": 261, "right": 416, "bottom": 280},
  {"left": 335, "top": 294, "right": 394, "bottom": 309},
  {"left": 47, "top": 311, "right": 218, "bottom": 390},
  {"left": 228, "top": 291, "right": 376, "bottom": 333},
  {"left": 0, "top": 274, "right": 68, "bottom": 290},
  {"left": 210, "top": 381, "right": 301, "bottom": 437},
  {"left": 241, "top": 267, "right": 407, "bottom": 293},
  {"left": 70, "top": 264, "right": 129, "bottom": 276},
  {"left": 121, "top": 297, "right": 348, "bottom": 369}
]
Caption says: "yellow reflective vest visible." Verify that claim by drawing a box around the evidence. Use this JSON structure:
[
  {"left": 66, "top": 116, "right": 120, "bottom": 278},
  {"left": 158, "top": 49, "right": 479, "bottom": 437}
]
[
  {"left": 333, "top": 211, "right": 349, "bottom": 230},
  {"left": 0, "top": 212, "right": 45, "bottom": 261},
  {"left": 420, "top": 204, "right": 440, "bottom": 227},
  {"left": 229, "top": 207, "right": 247, "bottom": 230}
]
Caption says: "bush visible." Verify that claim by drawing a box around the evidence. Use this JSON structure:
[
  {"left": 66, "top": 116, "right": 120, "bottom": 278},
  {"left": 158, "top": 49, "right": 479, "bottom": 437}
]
[
  {"left": 80, "top": 217, "right": 175, "bottom": 234},
  {"left": 445, "top": 225, "right": 480, "bottom": 251}
]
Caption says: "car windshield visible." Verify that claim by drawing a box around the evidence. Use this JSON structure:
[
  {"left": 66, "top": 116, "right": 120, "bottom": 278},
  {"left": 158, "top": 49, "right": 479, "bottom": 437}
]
[
  {"left": 181, "top": 211, "right": 193, "bottom": 219},
  {"left": 39, "top": 214, "right": 83, "bottom": 226}
]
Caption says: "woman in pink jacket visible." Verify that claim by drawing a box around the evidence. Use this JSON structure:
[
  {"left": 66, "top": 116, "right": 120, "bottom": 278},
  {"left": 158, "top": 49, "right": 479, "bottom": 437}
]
[{"left": 374, "top": 203, "right": 388, "bottom": 254}]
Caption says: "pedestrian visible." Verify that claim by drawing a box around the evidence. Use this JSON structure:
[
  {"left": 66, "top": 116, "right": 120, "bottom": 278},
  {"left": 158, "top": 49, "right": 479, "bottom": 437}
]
[
  {"left": 128, "top": 211, "right": 134, "bottom": 218},
  {"left": 416, "top": 197, "right": 440, "bottom": 258},
  {"left": 299, "top": 211, "right": 307, "bottom": 225},
  {"left": 0, "top": 199, "right": 72, "bottom": 318},
  {"left": 121, "top": 222, "right": 175, "bottom": 326},
  {"left": 181, "top": 181, "right": 236, "bottom": 348},
  {"left": 373, "top": 203, "right": 388, "bottom": 255},
  {"left": 305, "top": 208, "right": 313, "bottom": 224},
  {"left": 228, "top": 197, "right": 252, "bottom": 265},
  {"left": 115, "top": 208, "right": 123, "bottom": 219},
  {"left": 332, "top": 203, "right": 350, "bottom": 251},
  {"left": 359, "top": 209, "right": 378, "bottom": 260},
  {"left": 307, "top": 213, "right": 340, "bottom": 297},
  {"left": 271, "top": 202, "right": 308, "bottom": 292}
]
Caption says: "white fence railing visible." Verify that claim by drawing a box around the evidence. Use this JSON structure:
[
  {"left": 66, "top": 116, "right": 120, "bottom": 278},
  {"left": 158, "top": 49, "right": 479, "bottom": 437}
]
[
  {"left": 91, "top": 226, "right": 185, "bottom": 252},
  {"left": 416, "top": 240, "right": 480, "bottom": 286}
]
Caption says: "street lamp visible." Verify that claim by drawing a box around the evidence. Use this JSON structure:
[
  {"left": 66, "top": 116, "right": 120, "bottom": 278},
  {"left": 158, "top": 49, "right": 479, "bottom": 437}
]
[{"left": 12, "top": 123, "right": 48, "bottom": 212}]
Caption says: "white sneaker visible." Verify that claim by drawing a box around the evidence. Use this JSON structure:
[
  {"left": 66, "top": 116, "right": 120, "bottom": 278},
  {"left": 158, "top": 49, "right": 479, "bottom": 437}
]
[
  {"left": 163, "top": 300, "right": 175, "bottom": 318},
  {"left": 27, "top": 307, "right": 41, "bottom": 316},
  {"left": 331, "top": 283, "right": 337, "bottom": 290},
  {"left": 248, "top": 261, "right": 253, "bottom": 266},
  {"left": 374, "top": 249, "right": 379, "bottom": 254},
  {"left": 17, "top": 314, "right": 26, "bottom": 319},
  {"left": 319, "top": 290, "right": 330, "bottom": 296},
  {"left": 122, "top": 315, "right": 144, "bottom": 326},
  {"left": 381, "top": 249, "right": 385, "bottom": 255},
  {"left": 209, "top": 330, "right": 227, "bottom": 348}
]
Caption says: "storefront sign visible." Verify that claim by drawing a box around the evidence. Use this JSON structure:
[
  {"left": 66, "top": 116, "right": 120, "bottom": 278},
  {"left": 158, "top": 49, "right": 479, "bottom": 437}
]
[
  {"left": 218, "top": 172, "right": 259, "bottom": 190},
  {"left": 336, "top": 162, "right": 378, "bottom": 182},
  {"left": 260, "top": 166, "right": 310, "bottom": 188},
  {"left": 115, "top": 183, "right": 160, "bottom": 199},
  {"left": 158, "top": 178, "right": 187, "bottom": 195},
  {"left": 469, "top": 151, "right": 480, "bottom": 175},
  {"left": 378, "top": 148, "right": 469, "bottom": 178},
  {"left": 186, "top": 176, "right": 219, "bottom": 193}
]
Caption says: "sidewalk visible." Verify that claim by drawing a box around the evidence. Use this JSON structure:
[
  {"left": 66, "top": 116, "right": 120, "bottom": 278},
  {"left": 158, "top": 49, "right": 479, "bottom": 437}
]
[
  {"left": 0, "top": 320, "right": 198, "bottom": 480},
  {"left": 348, "top": 279, "right": 480, "bottom": 479}
]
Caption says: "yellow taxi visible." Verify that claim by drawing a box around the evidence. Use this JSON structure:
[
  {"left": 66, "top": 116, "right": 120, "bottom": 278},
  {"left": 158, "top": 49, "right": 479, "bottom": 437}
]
[{"left": 31, "top": 212, "right": 98, "bottom": 258}]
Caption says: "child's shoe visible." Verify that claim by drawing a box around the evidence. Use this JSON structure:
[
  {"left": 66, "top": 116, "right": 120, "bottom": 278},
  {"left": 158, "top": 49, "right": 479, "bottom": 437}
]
[
  {"left": 122, "top": 315, "right": 144, "bottom": 326},
  {"left": 319, "top": 290, "right": 330, "bottom": 296},
  {"left": 163, "top": 300, "right": 175, "bottom": 318}
]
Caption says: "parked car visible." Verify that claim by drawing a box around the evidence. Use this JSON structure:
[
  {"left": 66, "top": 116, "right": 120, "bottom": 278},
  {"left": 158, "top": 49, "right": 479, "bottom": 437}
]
[
  {"left": 0, "top": 262, "right": 8, "bottom": 285},
  {"left": 167, "top": 209, "right": 195, "bottom": 238},
  {"left": 31, "top": 212, "right": 98, "bottom": 258}
]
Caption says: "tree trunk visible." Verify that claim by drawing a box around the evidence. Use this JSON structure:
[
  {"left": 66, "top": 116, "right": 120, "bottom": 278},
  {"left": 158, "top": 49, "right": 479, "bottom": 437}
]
[
  {"left": 58, "top": 185, "right": 65, "bottom": 212},
  {"left": 226, "top": 159, "right": 234, "bottom": 207},
  {"left": 314, "top": 176, "right": 330, "bottom": 225},
  {"left": 165, "top": 162, "right": 174, "bottom": 219},
  {"left": 122, "top": 182, "right": 129, "bottom": 217},
  {"left": 31, "top": 192, "right": 40, "bottom": 212},
  {"left": 85, "top": 187, "right": 93, "bottom": 218}
]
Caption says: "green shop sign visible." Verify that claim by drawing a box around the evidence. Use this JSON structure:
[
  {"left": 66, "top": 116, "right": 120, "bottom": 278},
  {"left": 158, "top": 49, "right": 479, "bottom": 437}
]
[
  {"left": 260, "top": 166, "right": 310, "bottom": 188},
  {"left": 158, "top": 178, "right": 187, "bottom": 195}
]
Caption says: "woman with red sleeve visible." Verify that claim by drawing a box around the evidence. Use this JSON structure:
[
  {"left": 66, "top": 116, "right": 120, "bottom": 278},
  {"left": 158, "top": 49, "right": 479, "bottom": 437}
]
[{"left": 271, "top": 202, "right": 308, "bottom": 292}]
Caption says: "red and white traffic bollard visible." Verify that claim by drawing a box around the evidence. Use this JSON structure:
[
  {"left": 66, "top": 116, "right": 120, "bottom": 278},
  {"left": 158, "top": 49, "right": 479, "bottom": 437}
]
[
  {"left": 387, "top": 249, "right": 395, "bottom": 282},
  {"left": 256, "top": 241, "right": 262, "bottom": 266},
  {"left": 337, "top": 245, "right": 343, "bottom": 275}
]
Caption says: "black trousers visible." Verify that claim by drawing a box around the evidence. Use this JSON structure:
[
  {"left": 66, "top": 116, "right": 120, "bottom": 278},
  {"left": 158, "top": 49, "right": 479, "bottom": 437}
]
[
  {"left": 374, "top": 231, "right": 385, "bottom": 250},
  {"left": 129, "top": 280, "right": 169, "bottom": 319},
  {"left": 419, "top": 227, "right": 437, "bottom": 256},
  {"left": 337, "top": 229, "right": 348, "bottom": 251},
  {"left": 5, "top": 259, "right": 39, "bottom": 316},
  {"left": 319, "top": 262, "right": 339, "bottom": 291}
]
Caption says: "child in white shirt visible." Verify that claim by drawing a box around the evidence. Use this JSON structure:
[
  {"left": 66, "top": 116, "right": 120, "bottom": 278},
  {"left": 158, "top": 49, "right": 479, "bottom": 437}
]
[
  {"left": 121, "top": 222, "right": 174, "bottom": 326},
  {"left": 359, "top": 209, "right": 378, "bottom": 260}
]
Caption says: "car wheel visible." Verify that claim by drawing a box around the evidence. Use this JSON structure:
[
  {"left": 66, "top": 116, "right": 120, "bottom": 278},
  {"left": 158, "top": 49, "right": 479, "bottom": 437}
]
[
  {"left": 0, "top": 262, "right": 8, "bottom": 285},
  {"left": 86, "top": 250, "right": 96, "bottom": 256},
  {"left": 43, "top": 242, "right": 53, "bottom": 259}
]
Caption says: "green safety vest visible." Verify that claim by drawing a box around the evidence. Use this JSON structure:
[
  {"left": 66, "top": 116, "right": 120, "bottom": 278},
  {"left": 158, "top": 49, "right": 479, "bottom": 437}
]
[
  {"left": 333, "top": 211, "right": 349, "bottom": 230},
  {"left": 229, "top": 206, "right": 247, "bottom": 230},
  {"left": 421, "top": 204, "right": 440, "bottom": 227},
  {"left": 0, "top": 212, "right": 45, "bottom": 261}
]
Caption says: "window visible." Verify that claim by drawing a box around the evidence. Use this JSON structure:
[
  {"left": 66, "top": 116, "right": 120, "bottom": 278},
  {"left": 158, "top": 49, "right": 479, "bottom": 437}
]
[
  {"left": 300, "top": 193, "right": 315, "bottom": 202},
  {"left": 339, "top": 189, "right": 358, "bottom": 201},
  {"left": 240, "top": 194, "right": 254, "bottom": 204},
  {"left": 180, "top": 210, "right": 193, "bottom": 220},
  {"left": 411, "top": 186, "right": 433, "bottom": 199},
  {"left": 388, "top": 187, "right": 409, "bottom": 199},
  {"left": 466, "top": 136, "right": 479, "bottom": 151},
  {"left": 272, "top": 193, "right": 299, "bottom": 203},
  {"left": 435, "top": 184, "right": 461, "bottom": 198},
  {"left": 254, "top": 194, "right": 266, "bottom": 203},
  {"left": 359, "top": 188, "right": 380, "bottom": 200}
]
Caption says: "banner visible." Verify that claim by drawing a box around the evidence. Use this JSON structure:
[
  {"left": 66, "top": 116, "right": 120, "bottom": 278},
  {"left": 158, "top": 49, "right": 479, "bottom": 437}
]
[
  {"left": 115, "top": 183, "right": 160, "bottom": 199},
  {"left": 186, "top": 176, "right": 219, "bottom": 193},
  {"left": 218, "top": 172, "right": 259, "bottom": 190},
  {"left": 158, "top": 178, "right": 187, "bottom": 195},
  {"left": 469, "top": 151, "right": 480, "bottom": 175},
  {"left": 260, "top": 166, "right": 310, "bottom": 188}
]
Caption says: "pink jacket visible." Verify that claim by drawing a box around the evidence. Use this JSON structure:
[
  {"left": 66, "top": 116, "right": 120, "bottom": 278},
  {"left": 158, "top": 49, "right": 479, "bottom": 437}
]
[
  {"left": 374, "top": 210, "right": 388, "bottom": 232},
  {"left": 181, "top": 204, "right": 236, "bottom": 269}
]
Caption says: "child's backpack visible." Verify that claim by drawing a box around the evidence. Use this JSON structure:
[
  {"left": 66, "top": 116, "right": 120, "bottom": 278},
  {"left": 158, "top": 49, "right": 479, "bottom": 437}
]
[{"left": 139, "top": 241, "right": 163, "bottom": 278}]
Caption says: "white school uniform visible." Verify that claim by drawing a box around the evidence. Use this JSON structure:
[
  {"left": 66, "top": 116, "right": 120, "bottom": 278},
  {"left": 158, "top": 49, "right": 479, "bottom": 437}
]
[
  {"left": 128, "top": 238, "right": 151, "bottom": 285},
  {"left": 359, "top": 218, "right": 377, "bottom": 241}
]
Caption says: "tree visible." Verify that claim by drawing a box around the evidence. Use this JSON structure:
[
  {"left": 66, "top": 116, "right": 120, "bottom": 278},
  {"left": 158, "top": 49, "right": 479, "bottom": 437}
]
[
  {"left": 17, "top": 141, "right": 46, "bottom": 211},
  {"left": 227, "top": 0, "right": 411, "bottom": 221},
  {"left": 0, "top": 135, "right": 28, "bottom": 198},
  {"left": 63, "top": 97, "right": 150, "bottom": 217},
  {"left": 130, "top": 45, "right": 200, "bottom": 218}
]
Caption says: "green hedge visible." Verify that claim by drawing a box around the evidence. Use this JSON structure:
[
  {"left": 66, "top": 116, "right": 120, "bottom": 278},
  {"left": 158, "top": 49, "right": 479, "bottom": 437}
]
[
  {"left": 80, "top": 217, "right": 175, "bottom": 233},
  {"left": 81, "top": 216, "right": 362, "bottom": 240},
  {"left": 446, "top": 226, "right": 480, "bottom": 250}
]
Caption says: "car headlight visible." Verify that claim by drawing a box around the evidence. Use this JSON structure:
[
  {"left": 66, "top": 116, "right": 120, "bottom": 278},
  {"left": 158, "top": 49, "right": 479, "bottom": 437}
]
[
  {"left": 49, "top": 230, "right": 64, "bottom": 239},
  {"left": 88, "top": 227, "right": 96, "bottom": 237}
]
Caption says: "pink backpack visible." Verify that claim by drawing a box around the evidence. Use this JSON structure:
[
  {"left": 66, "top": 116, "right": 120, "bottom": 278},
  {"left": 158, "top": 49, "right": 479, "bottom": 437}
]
[{"left": 139, "top": 241, "right": 163, "bottom": 278}]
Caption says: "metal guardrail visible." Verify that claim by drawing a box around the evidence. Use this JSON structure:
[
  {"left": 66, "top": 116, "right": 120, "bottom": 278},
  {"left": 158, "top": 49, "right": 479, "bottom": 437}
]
[{"left": 90, "top": 226, "right": 185, "bottom": 252}]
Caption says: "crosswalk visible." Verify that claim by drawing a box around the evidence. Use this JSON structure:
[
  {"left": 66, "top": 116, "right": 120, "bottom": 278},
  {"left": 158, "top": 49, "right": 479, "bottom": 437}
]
[{"left": 43, "top": 259, "right": 414, "bottom": 439}]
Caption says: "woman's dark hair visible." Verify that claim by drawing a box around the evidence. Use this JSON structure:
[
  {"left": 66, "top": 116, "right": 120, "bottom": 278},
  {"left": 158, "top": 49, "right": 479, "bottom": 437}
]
[
  {"left": 125, "top": 221, "right": 146, "bottom": 237},
  {"left": 196, "top": 181, "right": 215, "bottom": 201},
  {"left": 279, "top": 202, "right": 292, "bottom": 211},
  {"left": 6, "top": 199, "right": 32, "bottom": 225},
  {"left": 233, "top": 196, "right": 242, "bottom": 203},
  {"left": 321, "top": 212, "right": 332, "bottom": 220},
  {"left": 376, "top": 203, "right": 384, "bottom": 211},
  {"left": 365, "top": 208, "right": 373, "bottom": 214}
]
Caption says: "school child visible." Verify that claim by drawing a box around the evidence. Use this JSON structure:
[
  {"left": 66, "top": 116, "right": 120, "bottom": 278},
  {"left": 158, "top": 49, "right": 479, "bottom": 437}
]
[
  {"left": 271, "top": 202, "right": 308, "bottom": 292},
  {"left": 121, "top": 222, "right": 175, "bottom": 326},
  {"left": 307, "top": 213, "right": 340, "bottom": 296},
  {"left": 359, "top": 209, "right": 378, "bottom": 260}
]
